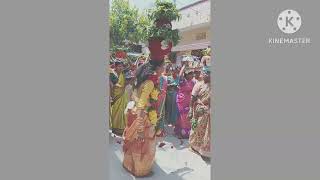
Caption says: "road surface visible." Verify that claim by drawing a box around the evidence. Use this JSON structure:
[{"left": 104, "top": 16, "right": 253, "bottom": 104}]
[{"left": 109, "top": 126, "right": 211, "bottom": 180}]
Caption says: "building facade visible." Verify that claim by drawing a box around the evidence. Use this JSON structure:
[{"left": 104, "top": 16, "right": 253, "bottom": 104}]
[{"left": 171, "top": 0, "right": 211, "bottom": 66}]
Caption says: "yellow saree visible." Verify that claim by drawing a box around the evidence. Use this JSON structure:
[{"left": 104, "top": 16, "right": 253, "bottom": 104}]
[{"left": 110, "top": 72, "right": 128, "bottom": 134}]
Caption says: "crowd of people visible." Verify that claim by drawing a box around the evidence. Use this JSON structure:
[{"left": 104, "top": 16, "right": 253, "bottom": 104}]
[{"left": 109, "top": 54, "right": 212, "bottom": 177}]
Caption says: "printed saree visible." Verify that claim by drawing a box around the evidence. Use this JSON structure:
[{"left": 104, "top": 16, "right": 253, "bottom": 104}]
[
  {"left": 175, "top": 78, "right": 195, "bottom": 138},
  {"left": 122, "top": 80, "right": 157, "bottom": 177},
  {"left": 189, "top": 81, "right": 211, "bottom": 157}
]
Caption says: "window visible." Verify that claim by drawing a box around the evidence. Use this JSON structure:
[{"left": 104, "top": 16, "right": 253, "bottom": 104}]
[{"left": 195, "top": 32, "right": 206, "bottom": 40}]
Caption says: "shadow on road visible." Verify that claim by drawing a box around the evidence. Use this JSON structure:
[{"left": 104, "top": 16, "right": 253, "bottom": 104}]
[
  {"left": 143, "top": 163, "right": 193, "bottom": 180},
  {"left": 110, "top": 146, "right": 135, "bottom": 180},
  {"left": 170, "top": 166, "right": 194, "bottom": 177}
]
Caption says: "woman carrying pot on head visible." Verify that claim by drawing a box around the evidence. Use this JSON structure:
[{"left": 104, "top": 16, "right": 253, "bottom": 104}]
[{"left": 122, "top": 60, "right": 165, "bottom": 177}]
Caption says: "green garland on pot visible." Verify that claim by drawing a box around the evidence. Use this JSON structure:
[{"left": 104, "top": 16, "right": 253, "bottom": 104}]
[
  {"left": 147, "top": 26, "right": 180, "bottom": 46},
  {"left": 110, "top": 46, "right": 129, "bottom": 56},
  {"left": 148, "top": 0, "right": 181, "bottom": 22},
  {"left": 146, "top": 0, "right": 181, "bottom": 46}
]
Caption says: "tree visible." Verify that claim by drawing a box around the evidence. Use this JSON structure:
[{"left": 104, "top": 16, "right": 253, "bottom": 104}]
[{"left": 109, "top": 0, "right": 151, "bottom": 49}]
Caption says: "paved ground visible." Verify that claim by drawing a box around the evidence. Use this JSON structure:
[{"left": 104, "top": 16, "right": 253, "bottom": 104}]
[{"left": 109, "top": 126, "right": 211, "bottom": 180}]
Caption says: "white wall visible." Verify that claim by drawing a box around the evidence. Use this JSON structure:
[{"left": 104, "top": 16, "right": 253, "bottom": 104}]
[{"left": 172, "top": 0, "right": 211, "bottom": 30}]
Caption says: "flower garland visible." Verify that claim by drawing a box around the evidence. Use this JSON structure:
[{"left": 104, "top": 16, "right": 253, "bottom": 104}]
[{"left": 146, "top": 77, "right": 161, "bottom": 126}]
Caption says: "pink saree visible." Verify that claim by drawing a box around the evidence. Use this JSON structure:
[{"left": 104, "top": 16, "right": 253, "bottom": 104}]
[{"left": 175, "top": 78, "right": 195, "bottom": 138}]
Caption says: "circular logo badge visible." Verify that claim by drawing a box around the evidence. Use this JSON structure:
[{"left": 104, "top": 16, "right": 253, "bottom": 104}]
[{"left": 277, "top": 9, "right": 302, "bottom": 34}]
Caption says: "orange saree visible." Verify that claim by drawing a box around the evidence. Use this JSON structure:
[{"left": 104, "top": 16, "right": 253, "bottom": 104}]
[{"left": 122, "top": 80, "right": 156, "bottom": 177}]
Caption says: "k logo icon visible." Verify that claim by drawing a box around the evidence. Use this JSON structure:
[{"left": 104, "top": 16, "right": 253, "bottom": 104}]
[{"left": 277, "top": 10, "right": 302, "bottom": 34}]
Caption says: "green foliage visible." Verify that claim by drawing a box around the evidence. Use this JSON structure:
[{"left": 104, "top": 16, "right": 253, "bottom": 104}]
[
  {"left": 126, "top": 55, "right": 136, "bottom": 63},
  {"left": 147, "top": 0, "right": 181, "bottom": 46},
  {"left": 110, "top": 0, "right": 181, "bottom": 49},
  {"left": 148, "top": 0, "right": 181, "bottom": 22},
  {"left": 110, "top": 46, "right": 128, "bottom": 53},
  {"left": 109, "top": 0, "right": 151, "bottom": 48},
  {"left": 168, "top": 52, "right": 177, "bottom": 61},
  {"left": 147, "top": 26, "right": 180, "bottom": 46}
]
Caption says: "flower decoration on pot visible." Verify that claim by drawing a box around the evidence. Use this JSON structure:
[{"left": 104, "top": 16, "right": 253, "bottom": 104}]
[
  {"left": 147, "top": 0, "right": 181, "bottom": 62},
  {"left": 148, "top": 0, "right": 181, "bottom": 27}
]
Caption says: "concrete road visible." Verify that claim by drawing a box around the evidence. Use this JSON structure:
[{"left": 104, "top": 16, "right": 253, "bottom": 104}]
[{"left": 109, "top": 127, "right": 211, "bottom": 180}]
